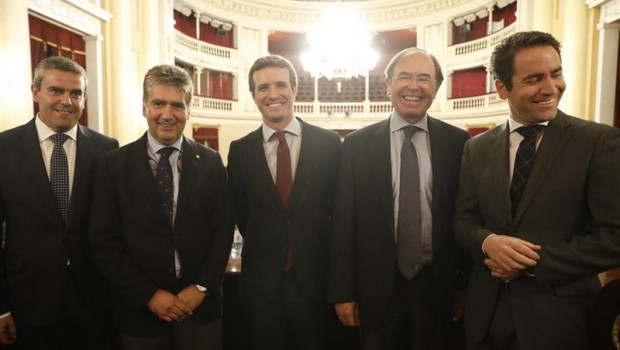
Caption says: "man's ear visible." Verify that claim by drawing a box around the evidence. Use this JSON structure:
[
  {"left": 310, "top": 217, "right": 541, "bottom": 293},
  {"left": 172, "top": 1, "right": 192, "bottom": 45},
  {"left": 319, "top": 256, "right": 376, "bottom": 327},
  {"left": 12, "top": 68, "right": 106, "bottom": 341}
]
[{"left": 495, "top": 79, "right": 509, "bottom": 99}]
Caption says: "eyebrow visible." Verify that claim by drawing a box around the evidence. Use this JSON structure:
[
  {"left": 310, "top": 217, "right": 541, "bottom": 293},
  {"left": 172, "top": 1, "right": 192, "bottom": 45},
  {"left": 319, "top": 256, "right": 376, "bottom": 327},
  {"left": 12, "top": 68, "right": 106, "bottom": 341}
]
[{"left": 522, "top": 67, "right": 563, "bottom": 81}]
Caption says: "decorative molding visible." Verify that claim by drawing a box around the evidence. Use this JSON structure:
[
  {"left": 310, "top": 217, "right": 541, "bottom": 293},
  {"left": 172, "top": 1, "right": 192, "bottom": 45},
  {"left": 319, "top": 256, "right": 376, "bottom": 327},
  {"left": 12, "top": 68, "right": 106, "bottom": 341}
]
[
  {"left": 28, "top": 0, "right": 111, "bottom": 36},
  {"left": 178, "top": 0, "right": 475, "bottom": 29}
]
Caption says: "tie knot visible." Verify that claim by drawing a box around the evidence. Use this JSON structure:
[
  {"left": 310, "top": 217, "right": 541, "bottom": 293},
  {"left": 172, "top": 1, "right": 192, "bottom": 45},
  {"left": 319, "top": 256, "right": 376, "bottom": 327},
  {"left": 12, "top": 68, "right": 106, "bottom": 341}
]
[
  {"left": 275, "top": 131, "right": 287, "bottom": 143},
  {"left": 516, "top": 125, "right": 545, "bottom": 139},
  {"left": 158, "top": 147, "right": 175, "bottom": 158},
  {"left": 403, "top": 125, "right": 419, "bottom": 139},
  {"left": 50, "top": 133, "right": 69, "bottom": 146}
]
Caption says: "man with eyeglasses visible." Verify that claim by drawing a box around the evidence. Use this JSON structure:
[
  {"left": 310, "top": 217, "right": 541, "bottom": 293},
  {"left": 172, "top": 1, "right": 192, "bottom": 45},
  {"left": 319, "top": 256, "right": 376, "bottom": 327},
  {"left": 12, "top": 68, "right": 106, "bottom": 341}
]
[{"left": 328, "top": 47, "right": 470, "bottom": 349}]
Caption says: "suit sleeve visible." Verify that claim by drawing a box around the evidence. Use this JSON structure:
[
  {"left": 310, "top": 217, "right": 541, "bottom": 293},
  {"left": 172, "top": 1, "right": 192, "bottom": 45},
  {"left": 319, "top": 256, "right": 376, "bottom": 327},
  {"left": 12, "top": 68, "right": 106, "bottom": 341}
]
[
  {"left": 89, "top": 156, "right": 159, "bottom": 308},
  {"left": 195, "top": 151, "right": 234, "bottom": 294},
  {"left": 227, "top": 141, "right": 248, "bottom": 236},
  {"left": 534, "top": 127, "right": 620, "bottom": 281},
  {"left": 327, "top": 138, "right": 358, "bottom": 304},
  {"left": 453, "top": 139, "right": 495, "bottom": 266}
]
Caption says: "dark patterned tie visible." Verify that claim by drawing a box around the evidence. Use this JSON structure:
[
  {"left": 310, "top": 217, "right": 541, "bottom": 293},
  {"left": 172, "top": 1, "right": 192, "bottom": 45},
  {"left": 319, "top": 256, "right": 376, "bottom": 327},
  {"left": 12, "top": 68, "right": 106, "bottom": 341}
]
[
  {"left": 50, "top": 134, "right": 70, "bottom": 224},
  {"left": 156, "top": 147, "right": 175, "bottom": 224},
  {"left": 510, "top": 125, "right": 545, "bottom": 216},
  {"left": 397, "top": 126, "right": 423, "bottom": 280},
  {"left": 275, "top": 131, "right": 294, "bottom": 270}
]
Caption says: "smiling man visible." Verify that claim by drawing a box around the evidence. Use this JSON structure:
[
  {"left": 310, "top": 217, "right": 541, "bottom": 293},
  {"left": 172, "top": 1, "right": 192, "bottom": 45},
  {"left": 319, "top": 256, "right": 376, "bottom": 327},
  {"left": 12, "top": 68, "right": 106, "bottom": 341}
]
[
  {"left": 327, "top": 48, "right": 470, "bottom": 349},
  {"left": 0, "top": 56, "right": 119, "bottom": 349},
  {"left": 454, "top": 31, "right": 620, "bottom": 350},
  {"left": 227, "top": 55, "right": 342, "bottom": 350},
  {"left": 89, "top": 64, "right": 233, "bottom": 350}
]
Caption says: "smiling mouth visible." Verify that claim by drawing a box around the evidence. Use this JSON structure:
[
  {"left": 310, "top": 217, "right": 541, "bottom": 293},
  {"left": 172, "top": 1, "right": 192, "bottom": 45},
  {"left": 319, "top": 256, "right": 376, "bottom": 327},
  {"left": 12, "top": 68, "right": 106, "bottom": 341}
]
[
  {"left": 402, "top": 96, "right": 423, "bottom": 102},
  {"left": 533, "top": 98, "right": 555, "bottom": 105},
  {"left": 158, "top": 122, "right": 176, "bottom": 127},
  {"left": 266, "top": 102, "right": 283, "bottom": 108}
]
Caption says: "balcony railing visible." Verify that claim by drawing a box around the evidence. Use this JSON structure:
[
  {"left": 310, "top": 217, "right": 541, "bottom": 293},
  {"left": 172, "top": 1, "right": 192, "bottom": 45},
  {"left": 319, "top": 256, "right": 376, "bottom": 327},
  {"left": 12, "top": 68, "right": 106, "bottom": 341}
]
[
  {"left": 447, "top": 23, "right": 517, "bottom": 63},
  {"left": 447, "top": 93, "right": 506, "bottom": 111},
  {"left": 192, "top": 96, "right": 238, "bottom": 112},
  {"left": 174, "top": 31, "right": 238, "bottom": 70}
]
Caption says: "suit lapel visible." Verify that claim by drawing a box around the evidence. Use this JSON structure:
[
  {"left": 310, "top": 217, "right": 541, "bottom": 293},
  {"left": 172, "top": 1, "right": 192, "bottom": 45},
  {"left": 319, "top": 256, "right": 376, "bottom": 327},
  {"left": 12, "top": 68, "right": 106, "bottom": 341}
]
[
  {"left": 246, "top": 127, "right": 283, "bottom": 210},
  {"left": 66, "top": 125, "right": 95, "bottom": 231},
  {"left": 176, "top": 138, "right": 202, "bottom": 223},
  {"left": 289, "top": 119, "right": 318, "bottom": 212},
  {"left": 129, "top": 135, "right": 167, "bottom": 225},
  {"left": 368, "top": 119, "right": 395, "bottom": 234},
  {"left": 489, "top": 122, "right": 513, "bottom": 221},
  {"left": 23, "top": 120, "right": 65, "bottom": 229},
  {"left": 513, "top": 113, "right": 571, "bottom": 224}
]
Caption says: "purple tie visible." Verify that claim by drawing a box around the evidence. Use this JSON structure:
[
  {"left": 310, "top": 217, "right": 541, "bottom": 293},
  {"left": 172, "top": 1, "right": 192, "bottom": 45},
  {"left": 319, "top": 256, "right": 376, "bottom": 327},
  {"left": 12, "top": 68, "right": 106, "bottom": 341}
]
[{"left": 275, "top": 131, "right": 294, "bottom": 270}]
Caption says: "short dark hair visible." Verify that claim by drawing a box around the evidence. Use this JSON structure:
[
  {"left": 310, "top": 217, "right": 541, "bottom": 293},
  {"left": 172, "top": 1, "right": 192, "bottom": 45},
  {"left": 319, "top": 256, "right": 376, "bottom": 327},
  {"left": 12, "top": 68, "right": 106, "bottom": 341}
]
[
  {"left": 33, "top": 56, "right": 87, "bottom": 91},
  {"left": 384, "top": 47, "right": 444, "bottom": 90},
  {"left": 248, "top": 55, "right": 297, "bottom": 98},
  {"left": 491, "top": 31, "right": 562, "bottom": 91},
  {"left": 143, "top": 64, "right": 193, "bottom": 106}
]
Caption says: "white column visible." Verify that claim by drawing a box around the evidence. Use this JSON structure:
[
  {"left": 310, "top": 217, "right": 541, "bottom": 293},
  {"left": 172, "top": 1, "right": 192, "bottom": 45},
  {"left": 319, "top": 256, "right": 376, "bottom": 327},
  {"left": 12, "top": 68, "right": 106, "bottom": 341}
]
[
  {"left": 84, "top": 34, "right": 105, "bottom": 133},
  {"left": 193, "top": 66, "right": 202, "bottom": 95},
  {"left": 518, "top": 0, "right": 553, "bottom": 32},
  {"left": 594, "top": 24, "right": 620, "bottom": 125},
  {"left": 141, "top": 0, "right": 171, "bottom": 74},
  {"left": 0, "top": 0, "right": 32, "bottom": 130},
  {"left": 560, "top": 0, "right": 589, "bottom": 117},
  {"left": 107, "top": 0, "right": 142, "bottom": 145}
]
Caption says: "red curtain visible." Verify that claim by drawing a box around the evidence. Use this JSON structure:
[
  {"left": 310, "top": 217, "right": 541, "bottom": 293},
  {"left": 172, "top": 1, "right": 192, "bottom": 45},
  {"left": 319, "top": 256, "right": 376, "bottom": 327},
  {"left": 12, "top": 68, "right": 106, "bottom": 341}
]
[
  {"left": 192, "top": 127, "right": 219, "bottom": 150},
  {"left": 199, "top": 22, "right": 234, "bottom": 48},
  {"left": 174, "top": 9, "right": 197, "bottom": 38},
  {"left": 451, "top": 68, "right": 487, "bottom": 98},
  {"left": 467, "top": 127, "right": 490, "bottom": 137},
  {"left": 198, "top": 70, "right": 234, "bottom": 100},
  {"left": 29, "top": 15, "right": 88, "bottom": 126}
]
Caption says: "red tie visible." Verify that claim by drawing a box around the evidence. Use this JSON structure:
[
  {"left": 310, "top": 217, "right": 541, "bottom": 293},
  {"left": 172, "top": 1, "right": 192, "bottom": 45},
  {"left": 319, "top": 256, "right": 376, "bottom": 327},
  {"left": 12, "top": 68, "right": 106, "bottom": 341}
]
[{"left": 275, "top": 131, "right": 293, "bottom": 270}]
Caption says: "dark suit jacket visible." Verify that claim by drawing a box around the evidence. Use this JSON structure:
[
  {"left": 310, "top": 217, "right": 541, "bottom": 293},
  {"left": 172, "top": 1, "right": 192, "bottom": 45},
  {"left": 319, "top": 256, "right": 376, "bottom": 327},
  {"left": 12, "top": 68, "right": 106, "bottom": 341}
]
[
  {"left": 89, "top": 133, "right": 233, "bottom": 336},
  {"left": 454, "top": 111, "right": 620, "bottom": 350},
  {"left": 0, "top": 118, "right": 118, "bottom": 325},
  {"left": 227, "top": 118, "right": 341, "bottom": 305},
  {"left": 327, "top": 116, "right": 469, "bottom": 329}
]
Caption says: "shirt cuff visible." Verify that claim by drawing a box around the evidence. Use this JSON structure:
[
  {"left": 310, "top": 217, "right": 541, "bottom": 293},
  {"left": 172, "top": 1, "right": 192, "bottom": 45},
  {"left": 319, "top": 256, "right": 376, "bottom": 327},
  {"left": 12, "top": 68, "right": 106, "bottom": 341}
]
[
  {"left": 0, "top": 312, "right": 11, "bottom": 319},
  {"left": 481, "top": 233, "right": 496, "bottom": 256}
]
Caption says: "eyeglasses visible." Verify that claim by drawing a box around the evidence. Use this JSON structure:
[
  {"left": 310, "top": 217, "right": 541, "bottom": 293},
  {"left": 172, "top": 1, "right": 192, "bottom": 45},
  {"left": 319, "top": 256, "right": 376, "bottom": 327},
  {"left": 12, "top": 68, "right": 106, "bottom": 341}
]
[{"left": 391, "top": 74, "right": 437, "bottom": 87}]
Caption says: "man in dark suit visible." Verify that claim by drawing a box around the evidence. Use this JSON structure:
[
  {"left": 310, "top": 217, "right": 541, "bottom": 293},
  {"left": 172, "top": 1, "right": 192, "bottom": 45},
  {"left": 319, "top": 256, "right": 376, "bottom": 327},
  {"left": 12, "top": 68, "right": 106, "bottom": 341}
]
[
  {"left": 227, "top": 55, "right": 342, "bottom": 350},
  {"left": 454, "top": 31, "right": 620, "bottom": 350},
  {"left": 89, "top": 64, "right": 233, "bottom": 349},
  {"left": 328, "top": 48, "right": 470, "bottom": 349},
  {"left": 0, "top": 56, "right": 118, "bottom": 349}
]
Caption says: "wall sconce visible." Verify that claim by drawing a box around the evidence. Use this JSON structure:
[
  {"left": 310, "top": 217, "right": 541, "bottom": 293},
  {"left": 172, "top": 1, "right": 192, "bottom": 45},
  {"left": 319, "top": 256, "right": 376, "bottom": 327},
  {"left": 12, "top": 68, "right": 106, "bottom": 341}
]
[
  {"left": 200, "top": 15, "right": 212, "bottom": 24},
  {"left": 464, "top": 13, "right": 477, "bottom": 23},
  {"left": 475, "top": 9, "right": 488, "bottom": 19},
  {"left": 180, "top": 6, "right": 192, "bottom": 17},
  {"left": 453, "top": 17, "right": 465, "bottom": 27},
  {"left": 210, "top": 19, "right": 223, "bottom": 28},
  {"left": 221, "top": 22, "right": 233, "bottom": 31}
]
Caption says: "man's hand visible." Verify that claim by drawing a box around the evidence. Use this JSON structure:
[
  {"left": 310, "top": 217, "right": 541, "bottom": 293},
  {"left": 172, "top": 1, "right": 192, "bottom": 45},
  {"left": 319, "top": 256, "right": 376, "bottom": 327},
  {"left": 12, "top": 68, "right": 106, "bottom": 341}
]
[
  {"left": 335, "top": 302, "right": 360, "bottom": 327},
  {"left": 176, "top": 285, "right": 206, "bottom": 313},
  {"left": 484, "top": 258, "right": 526, "bottom": 281},
  {"left": 483, "top": 234, "right": 540, "bottom": 278},
  {"left": 147, "top": 289, "right": 193, "bottom": 322},
  {"left": 0, "top": 315, "right": 17, "bottom": 345}
]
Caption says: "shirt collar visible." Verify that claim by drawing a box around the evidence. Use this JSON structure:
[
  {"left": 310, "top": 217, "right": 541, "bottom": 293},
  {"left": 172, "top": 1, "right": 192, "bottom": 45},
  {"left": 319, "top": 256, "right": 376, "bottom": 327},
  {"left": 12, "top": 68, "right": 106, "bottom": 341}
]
[
  {"left": 262, "top": 116, "right": 302, "bottom": 142},
  {"left": 508, "top": 117, "right": 549, "bottom": 133},
  {"left": 389, "top": 111, "right": 429, "bottom": 134},
  {"left": 147, "top": 132, "right": 184, "bottom": 154},
  {"left": 35, "top": 114, "right": 78, "bottom": 142}
]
